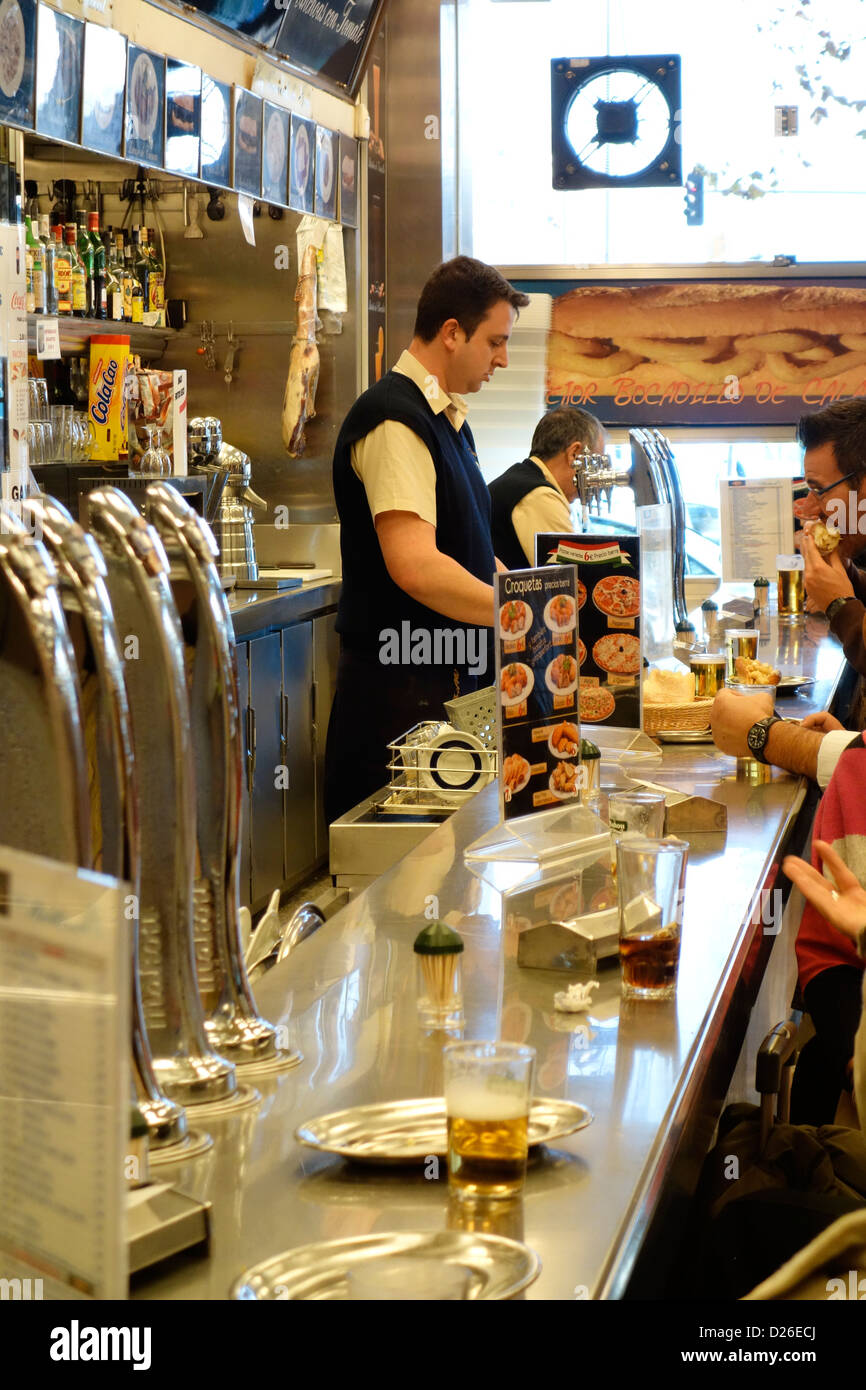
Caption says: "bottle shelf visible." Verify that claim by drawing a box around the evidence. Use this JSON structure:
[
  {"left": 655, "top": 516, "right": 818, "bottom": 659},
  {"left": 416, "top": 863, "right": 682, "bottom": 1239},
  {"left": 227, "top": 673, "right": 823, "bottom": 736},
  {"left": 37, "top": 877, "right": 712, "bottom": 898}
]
[{"left": 26, "top": 315, "right": 174, "bottom": 361}]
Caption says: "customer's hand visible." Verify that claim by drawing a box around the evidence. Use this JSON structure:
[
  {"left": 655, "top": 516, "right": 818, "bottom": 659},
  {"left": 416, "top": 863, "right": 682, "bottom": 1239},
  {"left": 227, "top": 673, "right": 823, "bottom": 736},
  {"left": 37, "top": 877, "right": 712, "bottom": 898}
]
[
  {"left": 710, "top": 687, "right": 774, "bottom": 757},
  {"left": 800, "top": 711, "right": 845, "bottom": 734},
  {"left": 783, "top": 840, "right": 866, "bottom": 943},
  {"left": 801, "top": 532, "right": 855, "bottom": 613}
]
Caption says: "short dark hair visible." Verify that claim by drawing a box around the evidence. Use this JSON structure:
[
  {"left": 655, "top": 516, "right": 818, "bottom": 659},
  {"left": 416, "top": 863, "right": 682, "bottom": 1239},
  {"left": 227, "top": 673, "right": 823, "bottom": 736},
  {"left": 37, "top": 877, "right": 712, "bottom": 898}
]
[
  {"left": 797, "top": 399, "right": 866, "bottom": 476},
  {"left": 530, "top": 407, "right": 603, "bottom": 462},
  {"left": 413, "top": 256, "right": 530, "bottom": 342}
]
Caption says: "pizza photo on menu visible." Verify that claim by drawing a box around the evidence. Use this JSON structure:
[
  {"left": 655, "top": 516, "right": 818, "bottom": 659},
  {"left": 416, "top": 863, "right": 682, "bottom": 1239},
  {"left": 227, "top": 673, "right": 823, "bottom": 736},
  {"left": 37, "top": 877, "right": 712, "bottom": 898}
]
[
  {"left": 0, "top": 0, "right": 37, "bottom": 129},
  {"left": 593, "top": 633, "right": 641, "bottom": 675},
  {"left": 593, "top": 574, "right": 640, "bottom": 619},
  {"left": 580, "top": 686, "right": 616, "bottom": 722}
]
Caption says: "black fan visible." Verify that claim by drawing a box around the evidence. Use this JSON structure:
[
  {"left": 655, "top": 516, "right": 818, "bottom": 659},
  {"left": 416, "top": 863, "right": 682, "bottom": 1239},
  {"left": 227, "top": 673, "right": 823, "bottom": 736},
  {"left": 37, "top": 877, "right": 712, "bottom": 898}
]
[{"left": 551, "top": 55, "right": 682, "bottom": 190}]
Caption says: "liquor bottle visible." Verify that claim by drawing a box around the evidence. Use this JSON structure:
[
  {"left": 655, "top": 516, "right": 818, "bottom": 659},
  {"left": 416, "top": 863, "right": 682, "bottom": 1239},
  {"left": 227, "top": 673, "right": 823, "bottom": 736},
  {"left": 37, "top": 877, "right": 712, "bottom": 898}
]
[
  {"left": 130, "top": 269, "right": 144, "bottom": 325},
  {"left": 144, "top": 228, "right": 166, "bottom": 324},
  {"left": 53, "top": 225, "right": 73, "bottom": 316},
  {"left": 67, "top": 225, "right": 88, "bottom": 318},
  {"left": 39, "top": 215, "right": 57, "bottom": 315},
  {"left": 103, "top": 231, "right": 124, "bottom": 322},
  {"left": 75, "top": 215, "right": 94, "bottom": 318},
  {"left": 119, "top": 234, "right": 134, "bottom": 322},
  {"left": 131, "top": 226, "right": 149, "bottom": 314},
  {"left": 25, "top": 211, "right": 41, "bottom": 313},
  {"left": 88, "top": 212, "right": 106, "bottom": 319}
]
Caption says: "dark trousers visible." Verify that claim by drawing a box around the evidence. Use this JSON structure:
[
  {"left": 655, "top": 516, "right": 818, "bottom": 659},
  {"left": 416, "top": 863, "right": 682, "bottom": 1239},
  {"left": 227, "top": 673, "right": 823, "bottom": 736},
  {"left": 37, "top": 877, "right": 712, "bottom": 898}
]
[
  {"left": 324, "top": 648, "right": 474, "bottom": 825},
  {"left": 790, "top": 965, "right": 864, "bottom": 1125}
]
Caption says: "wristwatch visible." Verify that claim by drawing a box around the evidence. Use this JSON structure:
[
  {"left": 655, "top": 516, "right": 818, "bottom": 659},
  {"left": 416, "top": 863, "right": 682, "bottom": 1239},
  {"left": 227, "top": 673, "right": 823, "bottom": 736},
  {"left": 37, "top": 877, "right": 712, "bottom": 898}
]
[
  {"left": 825, "top": 595, "right": 855, "bottom": 622},
  {"left": 747, "top": 714, "right": 782, "bottom": 763}
]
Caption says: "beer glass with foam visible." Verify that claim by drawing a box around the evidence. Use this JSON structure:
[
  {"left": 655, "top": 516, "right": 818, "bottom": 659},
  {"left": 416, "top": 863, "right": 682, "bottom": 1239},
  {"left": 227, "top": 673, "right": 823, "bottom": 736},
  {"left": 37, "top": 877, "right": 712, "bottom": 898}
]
[
  {"left": 776, "top": 553, "right": 805, "bottom": 621},
  {"left": 444, "top": 1042, "right": 535, "bottom": 1200}
]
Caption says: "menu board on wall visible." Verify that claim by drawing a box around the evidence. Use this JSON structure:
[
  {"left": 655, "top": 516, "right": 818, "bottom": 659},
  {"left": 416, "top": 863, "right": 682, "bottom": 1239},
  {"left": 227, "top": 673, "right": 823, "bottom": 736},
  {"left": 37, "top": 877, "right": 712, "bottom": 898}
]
[
  {"left": 0, "top": 0, "right": 38, "bottom": 131},
  {"left": 273, "top": 0, "right": 387, "bottom": 95},
  {"left": 495, "top": 566, "right": 583, "bottom": 823},
  {"left": 537, "top": 533, "right": 642, "bottom": 730},
  {"left": 517, "top": 276, "right": 866, "bottom": 427}
]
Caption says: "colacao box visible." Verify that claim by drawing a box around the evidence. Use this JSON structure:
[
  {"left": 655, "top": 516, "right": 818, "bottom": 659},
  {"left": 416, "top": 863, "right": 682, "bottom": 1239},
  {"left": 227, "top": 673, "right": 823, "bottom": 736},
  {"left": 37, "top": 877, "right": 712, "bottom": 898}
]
[{"left": 88, "top": 336, "right": 131, "bottom": 461}]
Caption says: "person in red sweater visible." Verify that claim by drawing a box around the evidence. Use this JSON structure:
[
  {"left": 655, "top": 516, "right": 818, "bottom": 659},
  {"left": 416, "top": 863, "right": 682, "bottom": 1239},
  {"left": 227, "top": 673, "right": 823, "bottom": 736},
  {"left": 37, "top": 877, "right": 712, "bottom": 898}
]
[{"left": 784, "top": 734, "right": 866, "bottom": 1123}]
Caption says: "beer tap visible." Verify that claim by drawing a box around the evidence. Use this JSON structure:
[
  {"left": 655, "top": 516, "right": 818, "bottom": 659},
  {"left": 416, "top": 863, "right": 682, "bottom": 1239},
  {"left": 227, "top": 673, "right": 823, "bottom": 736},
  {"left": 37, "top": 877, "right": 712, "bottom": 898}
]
[
  {"left": 572, "top": 450, "right": 632, "bottom": 519},
  {"left": 87, "top": 488, "right": 237, "bottom": 1106},
  {"left": 0, "top": 505, "right": 91, "bottom": 868},
  {"left": 21, "top": 495, "right": 189, "bottom": 1150},
  {"left": 143, "top": 483, "right": 285, "bottom": 1066}
]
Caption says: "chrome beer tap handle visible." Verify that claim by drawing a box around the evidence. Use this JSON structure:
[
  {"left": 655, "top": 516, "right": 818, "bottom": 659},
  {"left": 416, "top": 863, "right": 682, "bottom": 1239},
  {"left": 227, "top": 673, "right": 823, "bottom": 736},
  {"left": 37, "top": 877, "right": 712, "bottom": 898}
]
[
  {"left": 144, "top": 482, "right": 281, "bottom": 1065},
  {"left": 0, "top": 516, "right": 91, "bottom": 869},
  {"left": 87, "top": 487, "right": 236, "bottom": 1106},
  {"left": 22, "top": 494, "right": 188, "bottom": 1149}
]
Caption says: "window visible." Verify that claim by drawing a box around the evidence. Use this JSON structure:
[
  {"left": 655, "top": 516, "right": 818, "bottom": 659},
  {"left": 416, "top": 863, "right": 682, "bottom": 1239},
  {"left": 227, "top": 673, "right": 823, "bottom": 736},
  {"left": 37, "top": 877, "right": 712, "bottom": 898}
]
[{"left": 453, "top": 0, "right": 866, "bottom": 265}]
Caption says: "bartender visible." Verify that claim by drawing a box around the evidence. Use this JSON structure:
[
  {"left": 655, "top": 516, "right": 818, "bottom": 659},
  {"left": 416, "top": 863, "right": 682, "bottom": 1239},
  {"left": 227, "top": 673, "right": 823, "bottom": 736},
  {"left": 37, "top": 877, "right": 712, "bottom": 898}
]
[
  {"left": 489, "top": 406, "right": 604, "bottom": 569},
  {"left": 324, "top": 256, "right": 529, "bottom": 823}
]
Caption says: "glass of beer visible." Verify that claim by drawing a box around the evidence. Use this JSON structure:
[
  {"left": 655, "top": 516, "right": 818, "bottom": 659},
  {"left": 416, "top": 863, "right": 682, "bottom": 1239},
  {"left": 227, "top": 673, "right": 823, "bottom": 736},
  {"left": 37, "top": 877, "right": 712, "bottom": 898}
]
[
  {"left": 777, "top": 553, "right": 805, "bottom": 621},
  {"left": 725, "top": 628, "right": 759, "bottom": 679},
  {"left": 444, "top": 1041, "right": 535, "bottom": 1201},
  {"left": 617, "top": 836, "right": 688, "bottom": 1001},
  {"left": 689, "top": 652, "right": 727, "bottom": 699}
]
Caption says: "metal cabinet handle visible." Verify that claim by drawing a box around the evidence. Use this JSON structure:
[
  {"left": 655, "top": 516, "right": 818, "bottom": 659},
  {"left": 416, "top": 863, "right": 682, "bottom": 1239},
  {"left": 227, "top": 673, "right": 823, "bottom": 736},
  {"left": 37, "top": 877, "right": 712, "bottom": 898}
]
[
  {"left": 248, "top": 705, "right": 257, "bottom": 785},
  {"left": 281, "top": 692, "right": 290, "bottom": 755}
]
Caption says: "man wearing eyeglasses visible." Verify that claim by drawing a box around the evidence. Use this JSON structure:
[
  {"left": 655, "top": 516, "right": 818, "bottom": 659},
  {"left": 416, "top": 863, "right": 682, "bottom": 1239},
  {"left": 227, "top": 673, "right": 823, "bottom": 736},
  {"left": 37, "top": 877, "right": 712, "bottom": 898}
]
[{"left": 712, "top": 399, "right": 866, "bottom": 783}]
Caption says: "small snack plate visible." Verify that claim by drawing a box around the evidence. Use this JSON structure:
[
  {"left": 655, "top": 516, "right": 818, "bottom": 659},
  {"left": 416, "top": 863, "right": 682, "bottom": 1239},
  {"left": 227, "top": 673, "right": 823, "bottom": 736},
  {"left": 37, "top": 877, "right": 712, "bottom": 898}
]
[
  {"left": 776, "top": 675, "right": 815, "bottom": 694},
  {"left": 230, "top": 1231, "right": 541, "bottom": 1301},
  {"left": 295, "top": 1095, "right": 592, "bottom": 1164},
  {"left": 655, "top": 728, "right": 714, "bottom": 744}
]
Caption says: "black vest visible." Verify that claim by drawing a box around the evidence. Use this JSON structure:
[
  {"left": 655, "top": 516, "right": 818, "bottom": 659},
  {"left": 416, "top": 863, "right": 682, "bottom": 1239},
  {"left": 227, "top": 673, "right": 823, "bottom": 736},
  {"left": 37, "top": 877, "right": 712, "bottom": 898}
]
[
  {"left": 332, "top": 371, "right": 495, "bottom": 671},
  {"left": 489, "top": 458, "right": 559, "bottom": 570}
]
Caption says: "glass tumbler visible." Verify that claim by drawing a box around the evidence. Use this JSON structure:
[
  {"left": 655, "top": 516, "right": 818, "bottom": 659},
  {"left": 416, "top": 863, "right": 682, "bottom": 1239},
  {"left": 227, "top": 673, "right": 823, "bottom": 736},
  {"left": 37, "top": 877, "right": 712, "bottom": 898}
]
[
  {"left": 444, "top": 1041, "right": 535, "bottom": 1201},
  {"left": 607, "top": 788, "right": 666, "bottom": 874},
  {"left": 617, "top": 835, "right": 689, "bottom": 1000}
]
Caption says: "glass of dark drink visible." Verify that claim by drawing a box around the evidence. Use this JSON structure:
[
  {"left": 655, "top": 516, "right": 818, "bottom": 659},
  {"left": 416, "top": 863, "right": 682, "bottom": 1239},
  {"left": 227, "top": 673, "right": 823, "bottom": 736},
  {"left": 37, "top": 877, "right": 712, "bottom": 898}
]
[{"left": 617, "top": 836, "right": 688, "bottom": 1001}]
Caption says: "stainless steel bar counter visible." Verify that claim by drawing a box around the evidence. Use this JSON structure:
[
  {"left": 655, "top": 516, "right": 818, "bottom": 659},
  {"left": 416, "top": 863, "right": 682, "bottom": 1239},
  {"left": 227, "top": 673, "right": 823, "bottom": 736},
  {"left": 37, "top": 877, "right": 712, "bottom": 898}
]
[{"left": 134, "top": 614, "right": 848, "bottom": 1301}]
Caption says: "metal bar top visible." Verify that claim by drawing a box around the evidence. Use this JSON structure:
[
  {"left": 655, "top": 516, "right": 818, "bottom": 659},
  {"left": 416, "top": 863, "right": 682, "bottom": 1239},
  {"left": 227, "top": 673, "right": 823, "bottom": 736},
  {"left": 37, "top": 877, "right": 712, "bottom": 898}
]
[{"left": 134, "top": 615, "right": 846, "bottom": 1301}]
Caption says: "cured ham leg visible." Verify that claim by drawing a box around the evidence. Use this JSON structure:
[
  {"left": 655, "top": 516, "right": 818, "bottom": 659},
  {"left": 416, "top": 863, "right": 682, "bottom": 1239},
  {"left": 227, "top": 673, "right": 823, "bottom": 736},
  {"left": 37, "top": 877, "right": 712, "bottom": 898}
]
[{"left": 281, "top": 245, "right": 320, "bottom": 456}]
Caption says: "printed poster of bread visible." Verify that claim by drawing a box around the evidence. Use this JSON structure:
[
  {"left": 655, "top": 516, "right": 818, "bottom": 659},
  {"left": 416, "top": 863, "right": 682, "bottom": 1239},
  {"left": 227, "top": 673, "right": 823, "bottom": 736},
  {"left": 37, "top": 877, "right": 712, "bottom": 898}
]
[{"left": 546, "top": 281, "right": 866, "bottom": 421}]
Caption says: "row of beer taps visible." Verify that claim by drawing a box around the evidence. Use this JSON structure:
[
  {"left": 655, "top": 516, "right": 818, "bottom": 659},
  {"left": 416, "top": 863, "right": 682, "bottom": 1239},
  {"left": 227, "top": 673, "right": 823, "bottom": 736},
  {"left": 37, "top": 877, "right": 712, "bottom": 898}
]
[{"left": 0, "top": 485, "right": 284, "bottom": 1158}]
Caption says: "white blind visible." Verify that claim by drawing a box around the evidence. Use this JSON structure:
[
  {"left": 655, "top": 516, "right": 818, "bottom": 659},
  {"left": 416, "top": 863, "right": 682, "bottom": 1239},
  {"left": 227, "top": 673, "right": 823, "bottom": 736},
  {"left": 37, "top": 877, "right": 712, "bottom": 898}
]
[{"left": 469, "top": 293, "right": 551, "bottom": 483}]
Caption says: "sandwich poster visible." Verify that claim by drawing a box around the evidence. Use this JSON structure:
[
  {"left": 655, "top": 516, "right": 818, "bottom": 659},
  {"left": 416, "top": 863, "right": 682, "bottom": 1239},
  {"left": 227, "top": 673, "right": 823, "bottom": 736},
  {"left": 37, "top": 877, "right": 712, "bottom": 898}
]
[
  {"left": 537, "top": 533, "right": 642, "bottom": 731},
  {"left": 517, "top": 277, "right": 866, "bottom": 426},
  {"left": 495, "top": 565, "right": 583, "bottom": 823}
]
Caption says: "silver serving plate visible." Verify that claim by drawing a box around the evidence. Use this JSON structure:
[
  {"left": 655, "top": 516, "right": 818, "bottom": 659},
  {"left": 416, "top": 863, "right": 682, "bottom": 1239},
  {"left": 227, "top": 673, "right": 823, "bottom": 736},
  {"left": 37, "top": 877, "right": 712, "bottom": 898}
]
[
  {"left": 295, "top": 1096, "right": 593, "bottom": 1164},
  {"left": 655, "top": 728, "right": 714, "bottom": 744},
  {"left": 776, "top": 674, "right": 815, "bottom": 693},
  {"left": 230, "top": 1231, "right": 541, "bottom": 1300}
]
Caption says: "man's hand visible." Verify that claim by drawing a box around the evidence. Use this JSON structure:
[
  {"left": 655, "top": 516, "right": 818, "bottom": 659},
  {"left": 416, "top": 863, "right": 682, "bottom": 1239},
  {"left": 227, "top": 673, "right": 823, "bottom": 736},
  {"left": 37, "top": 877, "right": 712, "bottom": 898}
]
[
  {"left": 801, "top": 710, "right": 845, "bottom": 734},
  {"left": 800, "top": 531, "right": 855, "bottom": 613},
  {"left": 710, "top": 687, "right": 774, "bottom": 757},
  {"left": 783, "top": 840, "right": 866, "bottom": 944}
]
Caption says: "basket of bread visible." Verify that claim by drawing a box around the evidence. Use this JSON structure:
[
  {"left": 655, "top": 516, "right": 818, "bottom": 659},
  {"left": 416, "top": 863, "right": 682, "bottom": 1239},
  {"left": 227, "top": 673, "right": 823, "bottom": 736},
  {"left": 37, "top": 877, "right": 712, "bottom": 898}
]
[{"left": 642, "top": 668, "right": 714, "bottom": 734}]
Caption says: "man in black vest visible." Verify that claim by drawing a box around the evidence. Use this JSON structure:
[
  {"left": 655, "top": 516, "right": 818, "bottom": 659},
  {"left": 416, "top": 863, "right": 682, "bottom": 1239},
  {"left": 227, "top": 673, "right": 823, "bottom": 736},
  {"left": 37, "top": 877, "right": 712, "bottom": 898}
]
[
  {"left": 325, "top": 257, "right": 529, "bottom": 823},
  {"left": 489, "top": 407, "right": 604, "bottom": 570}
]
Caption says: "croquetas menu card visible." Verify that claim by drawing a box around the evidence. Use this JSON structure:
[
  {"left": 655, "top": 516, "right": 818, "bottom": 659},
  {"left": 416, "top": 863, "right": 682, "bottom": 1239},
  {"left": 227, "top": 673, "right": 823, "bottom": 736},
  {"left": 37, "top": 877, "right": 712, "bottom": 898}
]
[
  {"left": 536, "top": 533, "right": 642, "bottom": 732},
  {"left": 495, "top": 565, "right": 582, "bottom": 823}
]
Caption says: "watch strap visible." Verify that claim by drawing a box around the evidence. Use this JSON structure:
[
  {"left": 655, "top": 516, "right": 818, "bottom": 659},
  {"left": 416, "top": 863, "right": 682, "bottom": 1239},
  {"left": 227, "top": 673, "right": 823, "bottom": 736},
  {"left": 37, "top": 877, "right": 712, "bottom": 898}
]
[
  {"left": 749, "top": 714, "right": 782, "bottom": 763},
  {"left": 826, "top": 595, "right": 854, "bottom": 622}
]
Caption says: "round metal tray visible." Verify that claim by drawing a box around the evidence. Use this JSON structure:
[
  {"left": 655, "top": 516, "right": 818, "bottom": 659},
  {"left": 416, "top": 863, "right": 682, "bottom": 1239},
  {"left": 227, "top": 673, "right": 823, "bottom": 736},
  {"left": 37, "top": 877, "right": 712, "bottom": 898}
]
[
  {"left": 295, "top": 1095, "right": 593, "bottom": 1165},
  {"left": 230, "top": 1231, "right": 541, "bottom": 1300}
]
